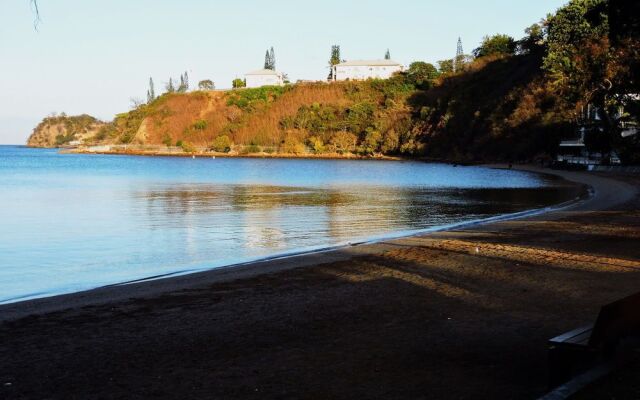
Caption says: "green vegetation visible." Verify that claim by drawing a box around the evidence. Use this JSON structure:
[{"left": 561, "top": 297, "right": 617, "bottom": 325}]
[
  {"left": 232, "top": 78, "right": 246, "bottom": 89},
  {"left": 210, "top": 135, "right": 232, "bottom": 152},
  {"left": 411, "top": 0, "right": 639, "bottom": 163},
  {"left": 473, "top": 34, "right": 517, "bottom": 58},
  {"left": 280, "top": 135, "right": 306, "bottom": 154},
  {"left": 405, "top": 62, "right": 439, "bottom": 90},
  {"left": 327, "top": 45, "right": 341, "bottom": 80},
  {"left": 192, "top": 119, "right": 207, "bottom": 130},
  {"left": 264, "top": 47, "right": 276, "bottom": 70},
  {"left": 226, "top": 85, "right": 290, "bottom": 111},
  {"left": 541, "top": 0, "right": 639, "bottom": 162},
  {"left": 178, "top": 71, "right": 189, "bottom": 93},
  {"left": 198, "top": 80, "right": 215, "bottom": 90},
  {"left": 437, "top": 59, "right": 454, "bottom": 74},
  {"left": 147, "top": 78, "right": 156, "bottom": 104},
  {"left": 242, "top": 144, "right": 262, "bottom": 154},
  {"left": 114, "top": 105, "right": 147, "bottom": 143},
  {"left": 275, "top": 77, "right": 416, "bottom": 155},
  {"left": 180, "top": 141, "right": 196, "bottom": 153},
  {"left": 31, "top": 113, "right": 100, "bottom": 146},
  {"left": 165, "top": 78, "right": 175, "bottom": 93}
]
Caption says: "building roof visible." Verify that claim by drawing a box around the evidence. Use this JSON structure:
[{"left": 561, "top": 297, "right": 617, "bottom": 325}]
[
  {"left": 245, "top": 69, "right": 281, "bottom": 76},
  {"left": 335, "top": 59, "right": 402, "bottom": 67}
]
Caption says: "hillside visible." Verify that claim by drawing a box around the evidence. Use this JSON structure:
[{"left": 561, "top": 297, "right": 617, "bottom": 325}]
[
  {"left": 27, "top": 114, "right": 106, "bottom": 148},
  {"left": 23, "top": 60, "right": 579, "bottom": 162},
  {"left": 412, "top": 53, "right": 573, "bottom": 162},
  {"left": 29, "top": 67, "right": 566, "bottom": 161},
  {"left": 28, "top": 81, "right": 420, "bottom": 156}
]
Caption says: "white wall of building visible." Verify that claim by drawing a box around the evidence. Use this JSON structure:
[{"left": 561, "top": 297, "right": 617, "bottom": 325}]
[
  {"left": 245, "top": 70, "right": 284, "bottom": 88},
  {"left": 332, "top": 62, "right": 403, "bottom": 81}
]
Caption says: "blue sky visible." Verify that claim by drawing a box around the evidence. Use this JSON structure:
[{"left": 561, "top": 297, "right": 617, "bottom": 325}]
[{"left": 0, "top": 0, "right": 567, "bottom": 144}]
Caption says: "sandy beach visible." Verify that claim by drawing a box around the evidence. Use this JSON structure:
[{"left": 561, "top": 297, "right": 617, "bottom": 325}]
[{"left": 1, "top": 166, "right": 639, "bottom": 399}]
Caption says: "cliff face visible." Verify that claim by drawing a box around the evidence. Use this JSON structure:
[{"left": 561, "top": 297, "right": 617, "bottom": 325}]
[{"left": 27, "top": 114, "right": 105, "bottom": 148}]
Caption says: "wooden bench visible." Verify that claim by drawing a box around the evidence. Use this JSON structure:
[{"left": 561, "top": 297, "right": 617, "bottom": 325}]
[{"left": 548, "top": 291, "right": 640, "bottom": 388}]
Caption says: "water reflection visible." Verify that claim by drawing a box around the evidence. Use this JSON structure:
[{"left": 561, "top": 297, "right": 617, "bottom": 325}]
[{"left": 133, "top": 184, "right": 580, "bottom": 252}]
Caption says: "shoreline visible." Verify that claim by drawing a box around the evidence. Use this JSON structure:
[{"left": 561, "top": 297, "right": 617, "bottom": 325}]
[
  {"left": 61, "top": 147, "right": 409, "bottom": 161},
  {"left": 1, "top": 166, "right": 638, "bottom": 399},
  {"left": 0, "top": 165, "right": 628, "bottom": 322}
]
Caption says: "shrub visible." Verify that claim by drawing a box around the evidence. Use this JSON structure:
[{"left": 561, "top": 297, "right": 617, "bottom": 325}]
[
  {"left": 381, "top": 129, "right": 400, "bottom": 153},
  {"left": 307, "top": 136, "right": 326, "bottom": 153},
  {"left": 211, "top": 135, "right": 232, "bottom": 153},
  {"left": 242, "top": 144, "right": 262, "bottom": 154},
  {"left": 226, "top": 85, "right": 289, "bottom": 111},
  {"left": 55, "top": 132, "right": 75, "bottom": 146},
  {"left": 360, "top": 128, "right": 383, "bottom": 155},
  {"left": 180, "top": 141, "right": 196, "bottom": 153},
  {"left": 280, "top": 136, "right": 306, "bottom": 154},
  {"left": 345, "top": 102, "right": 376, "bottom": 134},
  {"left": 192, "top": 119, "right": 207, "bottom": 130},
  {"left": 232, "top": 78, "right": 246, "bottom": 89},
  {"left": 329, "top": 131, "right": 357, "bottom": 154}
]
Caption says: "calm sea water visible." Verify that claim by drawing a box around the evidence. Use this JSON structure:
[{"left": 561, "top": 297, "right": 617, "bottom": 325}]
[{"left": 0, "top": 146, "right": 579, "bottom": 304}]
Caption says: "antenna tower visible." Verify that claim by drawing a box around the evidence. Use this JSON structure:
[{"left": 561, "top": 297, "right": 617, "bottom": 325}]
[{"left": 455, "top": 37, "right": 464, "bottom": 72}]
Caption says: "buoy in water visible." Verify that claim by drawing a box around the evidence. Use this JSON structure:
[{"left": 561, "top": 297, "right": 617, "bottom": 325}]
[{"left": 192, "top": 155, "right": 195, "bottom": 159}]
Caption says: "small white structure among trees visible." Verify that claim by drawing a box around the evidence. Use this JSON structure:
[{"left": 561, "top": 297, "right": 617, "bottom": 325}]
[
  {"left": 330, "top": 59, "right": 403, "bottom": 82},
  {"left": 244, "top": 69, "right": 285, "bottom": 88}
]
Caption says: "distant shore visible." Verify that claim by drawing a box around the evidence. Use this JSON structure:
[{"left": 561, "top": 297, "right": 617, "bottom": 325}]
[
  {"left": 62, "top": 147, "right": 408, "bottom": 161},
  {"left": 1, "top": 166, "right": 638, "bottom": 399}
]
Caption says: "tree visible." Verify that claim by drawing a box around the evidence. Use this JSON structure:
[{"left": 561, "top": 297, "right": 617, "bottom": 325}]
[
  {"left": 329, "top": 131, "right": 357, "bottom": 154},
  {"left": 198, "top": 79, "right": 215, "bottom": 91},
  {"left": 437, "top": 59, "right": 454, "bottom": 74},
  {"left": 264, "top": 49, "right": 271, "bottom": 70},
  {"left": 146, "top": 78, "right": 156, "bottom": 103},
  {"left": 264, "top": 47, "right": 276, "bottom": 70},
  {"left": 269, "top": 47, "right": 276, "bottom": 70},
  {"left": 360, "top": 128, "right": 382, "bottom": 155},
  {"left": 385, "top": 49, "right": 391, "bottom": 60},
  {"left": 330, "top": 45, "right": 341, "bottom": 65},
  {"left": 177, "top": 71, "right": 189, "bottom": 93},
  {"left": 543, "top": 0, "right": 640, "bottom": 162},
  {"left": 406, "top": 62, "right": 439, "bottom": 89},
  {"left": 518, "top": 23, "right": 546, "bottom": 55},
  {"left": 165, "top": 78, "right": 175, "bottom": 93},
  {"left": 473, "top": 34, "right": 517, "bottom": 58},
  {"left": 328, "top": 45, "right": 342, "bottom": 80},
  {"left": 232, "top": 78, "right": 246, "bottom": 89}
]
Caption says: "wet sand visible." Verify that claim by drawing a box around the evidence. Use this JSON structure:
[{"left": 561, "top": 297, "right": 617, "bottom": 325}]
[{"left": 1, "top": 167, "right": 639, "bottom": 399}]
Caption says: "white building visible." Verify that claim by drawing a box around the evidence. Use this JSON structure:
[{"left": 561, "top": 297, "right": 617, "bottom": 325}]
[
  {"left": 244, "top": 69, "right": 284, "bottom": 88},
  {"left": 331, "top": 60, "right": 403, "bottom": 82}
]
